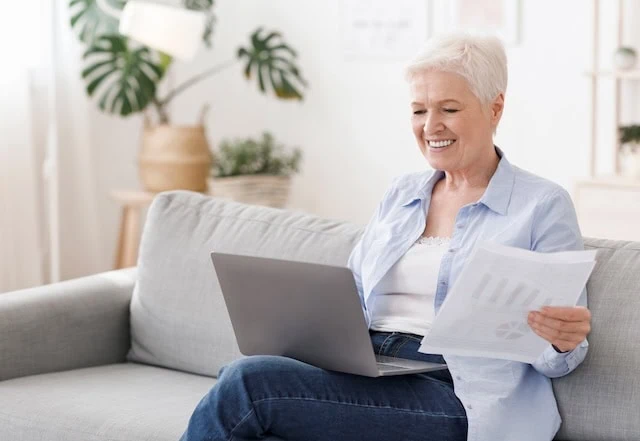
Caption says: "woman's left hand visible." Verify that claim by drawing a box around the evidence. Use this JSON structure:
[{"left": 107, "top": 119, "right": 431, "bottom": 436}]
[{"left": 527, "top": 306, "right": 592, "bottom": 353}]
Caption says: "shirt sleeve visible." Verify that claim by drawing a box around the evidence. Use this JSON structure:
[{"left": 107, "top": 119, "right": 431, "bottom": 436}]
[
  {"left": 529, "top": 187, "right": 590, "bottom": 378},
  {"left": 347, "top": 178, "right": 400, "bottom": 322}
]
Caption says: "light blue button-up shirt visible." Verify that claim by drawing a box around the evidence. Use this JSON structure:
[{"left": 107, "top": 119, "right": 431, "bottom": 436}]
[{"left": 347, "top": 148, "right": 589, "bottom": 441}]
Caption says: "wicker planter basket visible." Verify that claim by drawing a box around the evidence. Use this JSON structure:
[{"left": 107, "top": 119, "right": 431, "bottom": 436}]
[
  {"left": 139, "top": 124, "right": 212, "bottom": 192},
  {"left": 208, "top": 175, "right": 292, "bottom": 208}
]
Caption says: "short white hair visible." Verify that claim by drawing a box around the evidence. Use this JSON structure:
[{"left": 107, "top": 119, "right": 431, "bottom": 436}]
[{"left": 405, "top": 32, "right": 508, "bottom": 105}]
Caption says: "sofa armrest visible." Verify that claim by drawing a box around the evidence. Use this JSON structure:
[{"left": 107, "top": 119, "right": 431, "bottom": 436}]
[{"left": 0, "top": 267, "right": 137, "bottom": 381}]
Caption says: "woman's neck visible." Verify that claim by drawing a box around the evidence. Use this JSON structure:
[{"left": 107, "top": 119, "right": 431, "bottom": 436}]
[{"left": 441, "top": 149, "right": 500, "bottom": 192}]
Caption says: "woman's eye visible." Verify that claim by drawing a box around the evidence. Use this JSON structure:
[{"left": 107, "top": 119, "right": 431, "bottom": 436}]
[
  {"left": 413, "top": 110, "right": 426, "bottom": 115},
  {"left": 443, "top": 108, "right": 459, "bottom": 113}
]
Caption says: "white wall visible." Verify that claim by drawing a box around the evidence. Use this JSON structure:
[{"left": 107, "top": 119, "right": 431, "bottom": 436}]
[{"left": 84, "top": 0, "right": 635, "bottom": 275}]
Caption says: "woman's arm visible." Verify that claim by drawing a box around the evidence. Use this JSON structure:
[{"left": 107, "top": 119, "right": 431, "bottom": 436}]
[
  {"left": 528, "top": 188, "right": 590, "bottom": 378},
  {"left": 347, "top": 177, "right": 402, "bottom": 320}
]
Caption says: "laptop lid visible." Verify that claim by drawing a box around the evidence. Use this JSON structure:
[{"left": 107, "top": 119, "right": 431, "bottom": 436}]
[{"left": 211, "top": 252, "right": 381, "bottom": 376}]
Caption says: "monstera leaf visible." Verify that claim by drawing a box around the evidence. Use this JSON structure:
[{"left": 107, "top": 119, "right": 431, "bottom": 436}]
[
  {"left": 183, "top": 0, "right": 216, "bottom": 47},
  {"left": 238, "top": 28, "right": 307, "bottom": 100},
  {"left": 82, "top": 35, "right": 165, "bottom": 116},
  {"left": 69, "top": 0, "right": 127, "bottom": 44}
]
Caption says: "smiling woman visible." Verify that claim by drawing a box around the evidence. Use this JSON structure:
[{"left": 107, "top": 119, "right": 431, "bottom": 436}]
[
  {"left": 406, "top": 33, "right": 507, "bottom": 177},
  {"left": 409, "top": 71, "right": 504, "bottom": 173},
  {"left": 180, "top": 32, "right": 591, "bottom": 441}
]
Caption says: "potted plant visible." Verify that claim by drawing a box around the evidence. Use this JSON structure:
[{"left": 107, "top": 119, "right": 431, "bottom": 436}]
[
  {"left": 619, "top": 124, "right": 640, "bottom": 178},
  {"left": 614, "top": 46, "right": 637, "bottom": 70},
  {"left": 68, "top": 0, "right": 307, "bottom": 192},
  {"left": 208, "top": 132, "right": 302, "bottom": 207}
]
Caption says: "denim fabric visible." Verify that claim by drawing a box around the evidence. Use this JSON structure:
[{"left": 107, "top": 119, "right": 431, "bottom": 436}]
[{"left": 179, "top": 331, "right": 467, "bottom": 441}]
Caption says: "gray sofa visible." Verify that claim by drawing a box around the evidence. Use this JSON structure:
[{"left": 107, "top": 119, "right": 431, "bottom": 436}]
[{"left": 0, "top": 190, "right": 638, "bottom": 441}]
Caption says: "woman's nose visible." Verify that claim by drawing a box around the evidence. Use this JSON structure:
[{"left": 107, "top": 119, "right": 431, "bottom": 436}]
[{"left": 423, "top": 113, "right": 444, "bottom": 134}]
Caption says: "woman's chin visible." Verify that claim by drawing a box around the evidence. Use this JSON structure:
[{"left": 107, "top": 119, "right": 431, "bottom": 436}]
[{"left": 424, "top": 153, "right": 451, "bottom": 170}]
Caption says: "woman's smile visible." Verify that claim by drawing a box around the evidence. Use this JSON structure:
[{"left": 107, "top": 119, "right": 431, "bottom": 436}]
[{"left": 427, "top": 139, "right": 457, "bottom": 152}]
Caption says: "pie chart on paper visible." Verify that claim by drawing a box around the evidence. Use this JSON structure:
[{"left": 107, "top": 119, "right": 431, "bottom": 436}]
[{"left": 495, "top": 321, "right": 531, "bottom": 340}]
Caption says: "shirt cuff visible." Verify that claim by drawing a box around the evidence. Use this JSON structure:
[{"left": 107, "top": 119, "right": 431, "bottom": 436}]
[{"left": 541, "top": 339, "right": 589, "bottom": 373}]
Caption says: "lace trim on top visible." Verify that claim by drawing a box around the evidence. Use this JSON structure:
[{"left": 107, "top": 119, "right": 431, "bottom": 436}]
[{"left": 415, "top": 236, "right": 451, "bottom": 246}]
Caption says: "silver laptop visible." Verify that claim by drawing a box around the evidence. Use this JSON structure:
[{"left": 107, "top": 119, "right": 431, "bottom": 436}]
[{"left": 210, "top": 252, "right": 448, "bottom": 377}]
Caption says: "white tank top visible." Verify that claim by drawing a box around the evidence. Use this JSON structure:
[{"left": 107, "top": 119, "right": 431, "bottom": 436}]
[{"left": 369, "top": 236, "right": 450, "bottom": 337}]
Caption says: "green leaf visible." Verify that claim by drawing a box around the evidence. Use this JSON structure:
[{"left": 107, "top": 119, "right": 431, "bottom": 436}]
[
  {"left": 183, "top": 0, "right": 213, "bottom": 9},
  {"left": 82, "top": 35, "right": 164, "bottom": 117},
  {"left": 257, "top": 64, "right": 266, "bottom": 93},
  {"left": 201, "top": 14, "right": 216, "bottom": 47},
  {"left": 98, "top": 80, "right": 119, "bottom": 111},
  {"left": 620, "top": 125, "right": 640, "bottom": 145},
  {"left": 237, "top": 27, "right": 307, "bottom": 100},
  {"left": 81, "top": 58, "right": 115, "bottom": 78},
  {"left": 183, "top": 0, "right": 216, "bottom": 47},
  {"left": 69, "top": 0, "right": 126, "bottom": 44},
  {"left": 158, "top": 52, "right": 173, "bottom": 73},
  {"left": 85, "top": 67, "right": 117, "bottom": 95},
  {"left": 213, "top": 132, "right": 302, "bottom": 177},
  {"left": 274, "top": 72, "right": 303, "bottom": 100}
]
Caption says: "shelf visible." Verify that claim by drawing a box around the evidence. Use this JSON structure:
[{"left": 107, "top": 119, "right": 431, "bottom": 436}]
[
  {"left": 575, "top": 175, "right": 640, "bottom": 189},
  {"left": 584, "top": 70, "right": 640, "bottom": 79}
]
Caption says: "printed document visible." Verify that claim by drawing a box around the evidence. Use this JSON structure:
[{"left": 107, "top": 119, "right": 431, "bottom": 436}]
[{"left": 418, "top": 241, "right": 597, "bottom": 363}]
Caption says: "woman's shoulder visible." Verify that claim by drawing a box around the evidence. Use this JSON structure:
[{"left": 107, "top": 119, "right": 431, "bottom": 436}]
[
  {"left": 376, "top": 170, "right": 435, "bottom": 208},
  {"left": 510, "top": 165, "right": 570, "bottom": 203},
  {"left": 388, "top": 170, "right": 435, "bottom": 193}
]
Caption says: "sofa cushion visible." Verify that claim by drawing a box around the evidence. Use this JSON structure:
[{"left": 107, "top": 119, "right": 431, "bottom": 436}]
[
  {"left": 128, "top": 191, "right": 363, "bottom": 377},
  {"left": 553, "top": 238, "right": 640, "bottom": 441},
  {"left": 0, "top": 363, "right": 215, "bottom": 441}
]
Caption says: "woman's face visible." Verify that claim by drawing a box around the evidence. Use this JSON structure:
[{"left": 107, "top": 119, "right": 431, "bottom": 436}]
[{"left": 410, "top": 70, "right": 504, "bottom": 172}]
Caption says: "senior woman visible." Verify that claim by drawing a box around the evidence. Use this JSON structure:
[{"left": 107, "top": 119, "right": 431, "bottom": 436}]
[{"left": 180, "top": 32, "right": 591, "bottom": 441}]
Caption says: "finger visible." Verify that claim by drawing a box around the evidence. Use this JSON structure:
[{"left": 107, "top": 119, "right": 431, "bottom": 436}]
[
  {"left": 528, "top": 317, "right": 590, "bottom": 340},
  {"left": 538, "top": 306, "right": 591, "bottom": 322},
  {"left": 530, "top": 325, "right": 581, "bottom": 351},
  {"left": 528, "top": 312, "right": 591, "bottom": 335}
]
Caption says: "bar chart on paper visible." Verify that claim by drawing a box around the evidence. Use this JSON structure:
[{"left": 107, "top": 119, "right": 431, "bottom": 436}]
[
  {"left": 419, "top": 241, "right": 597, "bottom": 362},
  {"left": 469, "top": 272, "right": 554, "bottom": 341}
]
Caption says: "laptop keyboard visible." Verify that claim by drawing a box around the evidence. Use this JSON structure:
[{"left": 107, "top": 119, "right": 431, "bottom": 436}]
[
  {"left": 375, "top": 355, "right": 413, "bottom": 370},
  {"left": 376, "top": 363, "right": 410, "bottom": 372}
]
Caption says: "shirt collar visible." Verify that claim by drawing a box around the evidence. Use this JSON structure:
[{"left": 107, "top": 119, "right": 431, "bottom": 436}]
[{"left": 400, "top": 146, "right": 515, "bottom": 216}]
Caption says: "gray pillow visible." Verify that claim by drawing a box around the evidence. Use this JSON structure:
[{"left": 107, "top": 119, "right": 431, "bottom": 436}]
[{"left": 127, "top": 191, "right": 362, "bottom": 377}]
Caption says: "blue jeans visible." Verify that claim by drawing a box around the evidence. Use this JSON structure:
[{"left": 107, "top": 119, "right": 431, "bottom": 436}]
[{"left": 179, "top": 331, "right": 467, "bottom": 441}]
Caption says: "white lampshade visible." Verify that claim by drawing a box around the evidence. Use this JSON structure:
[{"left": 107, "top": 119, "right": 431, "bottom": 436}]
[{"left": 119, "top": 1, "right": 206, "bottom": 60}]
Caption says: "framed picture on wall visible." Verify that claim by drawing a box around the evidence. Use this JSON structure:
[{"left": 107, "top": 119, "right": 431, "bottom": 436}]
[
  {"left": 435, "top": 0, "right": 521, "bottom": 46},
  {"left": 341, "top": 0, "right": 430, "bottom": 59}
]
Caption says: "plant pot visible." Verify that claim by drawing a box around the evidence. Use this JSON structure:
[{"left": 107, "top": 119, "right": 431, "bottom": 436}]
[
  {"left": 619, "top": 145, "right": 640, "bottom": 179},
  {"left": 139, "top": 124, "right": 212, "bottom": 192},
  {"left": 207, "top": 175, "right": 292, "bottom": 208},
  {"left": 614, "top": 47, "right": 637, "bottom": 70}
]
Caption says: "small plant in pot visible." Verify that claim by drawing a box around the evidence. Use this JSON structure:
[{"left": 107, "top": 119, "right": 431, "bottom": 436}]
[
  {"left": 209, "top": 132, "right": 302, "bottom": 208},
  {"left": 619, "top": 124, "right": 640, "bottom": 178},
  {"left": 614, "top": 47, "right": 638, "bottom": 70},
  {"left": 69, "top": 0, "right": 307, "bottom": 192}
]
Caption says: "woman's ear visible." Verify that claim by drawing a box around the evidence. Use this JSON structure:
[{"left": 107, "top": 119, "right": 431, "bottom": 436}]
[{"left": 491, "top": 93, "right": 505, "bottom": 123}]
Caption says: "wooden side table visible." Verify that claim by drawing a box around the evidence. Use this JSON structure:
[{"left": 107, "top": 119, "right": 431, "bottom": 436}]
[{"left": 110, "top": 190, "right": 158, "bottom": 269}]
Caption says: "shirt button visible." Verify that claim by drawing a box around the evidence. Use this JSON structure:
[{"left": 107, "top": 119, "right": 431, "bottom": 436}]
[
  {"left": 439, "top": 281, "right": 447, "bottom": 286},
  {"left": 457, "top": 224, "right": 465, "bottom": 229},
  {"left": 448, "top": 248, "right": 456, "bottom": 253},
  {"left": 456, "top": 376, "right": 462, "bottom": 381},
  {"left": 467, "top": 404, "right": 473, "bottom": 410}
]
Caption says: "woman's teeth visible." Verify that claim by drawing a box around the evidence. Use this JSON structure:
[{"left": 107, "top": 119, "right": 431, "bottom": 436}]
[{"left": 428, "top": 140, "right": 455, "bottom": 148}]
